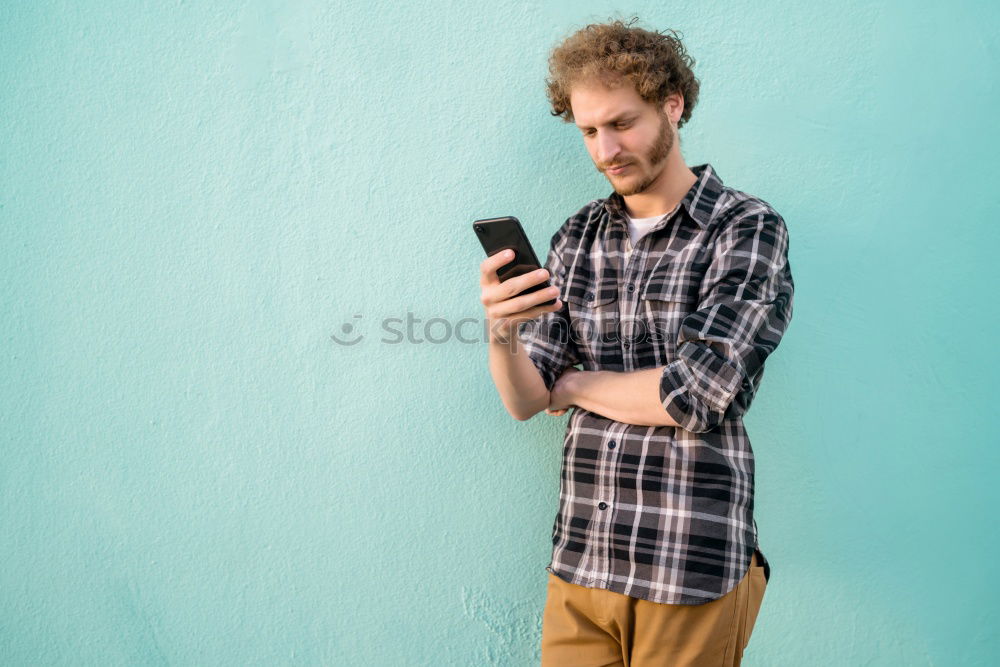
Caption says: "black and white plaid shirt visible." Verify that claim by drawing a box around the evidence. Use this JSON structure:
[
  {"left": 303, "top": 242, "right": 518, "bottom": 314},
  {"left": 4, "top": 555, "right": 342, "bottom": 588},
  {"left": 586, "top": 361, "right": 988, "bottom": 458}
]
[{"left": 518, "top": 163, "right": 793, "bottom": 604}]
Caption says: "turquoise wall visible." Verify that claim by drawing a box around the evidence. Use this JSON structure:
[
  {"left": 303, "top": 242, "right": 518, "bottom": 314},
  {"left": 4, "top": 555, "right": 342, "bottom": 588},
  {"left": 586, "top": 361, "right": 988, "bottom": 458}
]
[{"left": 2, "top": 1, "right": 997, "bottom": 665}]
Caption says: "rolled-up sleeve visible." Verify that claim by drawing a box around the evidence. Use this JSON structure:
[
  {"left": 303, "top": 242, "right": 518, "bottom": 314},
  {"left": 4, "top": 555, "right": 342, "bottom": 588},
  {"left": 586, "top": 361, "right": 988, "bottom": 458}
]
[
  {"left": 517, "top": 223, "right": 581, "bottom": 393},
  {"left": 660, "top": 211, "right": 795, "bottom": 433}
]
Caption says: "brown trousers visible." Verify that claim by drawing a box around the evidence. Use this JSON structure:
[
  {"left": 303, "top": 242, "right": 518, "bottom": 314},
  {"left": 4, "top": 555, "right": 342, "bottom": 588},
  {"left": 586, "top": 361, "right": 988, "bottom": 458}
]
[{"left": 541, "top": 550, "right": 767, "bottom": 666}]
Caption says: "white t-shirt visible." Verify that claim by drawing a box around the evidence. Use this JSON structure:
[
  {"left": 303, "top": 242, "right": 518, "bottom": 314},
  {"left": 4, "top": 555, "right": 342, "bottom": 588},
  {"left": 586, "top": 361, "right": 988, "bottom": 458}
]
[{"left": 625, "top": 203, "right": 680, "bottom": 257}]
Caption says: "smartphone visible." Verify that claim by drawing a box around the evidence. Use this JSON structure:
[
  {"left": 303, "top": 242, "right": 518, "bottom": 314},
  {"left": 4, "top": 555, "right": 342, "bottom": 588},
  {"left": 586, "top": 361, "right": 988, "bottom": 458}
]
[{"left": 473, "top": 216, "right": 557, "bottom": 307}]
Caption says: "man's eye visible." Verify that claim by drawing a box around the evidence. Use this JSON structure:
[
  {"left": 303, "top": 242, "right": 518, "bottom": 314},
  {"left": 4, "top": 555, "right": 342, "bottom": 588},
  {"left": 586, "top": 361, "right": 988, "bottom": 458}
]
[{"left": 582, "top": 122, "right": 629, "bottom": 136}]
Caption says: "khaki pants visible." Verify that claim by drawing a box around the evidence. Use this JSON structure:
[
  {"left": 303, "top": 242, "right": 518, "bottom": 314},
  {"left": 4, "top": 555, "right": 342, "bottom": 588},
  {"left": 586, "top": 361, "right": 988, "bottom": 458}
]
[{"left": 541, "top": 550, "right": 768, "bottom": 666}]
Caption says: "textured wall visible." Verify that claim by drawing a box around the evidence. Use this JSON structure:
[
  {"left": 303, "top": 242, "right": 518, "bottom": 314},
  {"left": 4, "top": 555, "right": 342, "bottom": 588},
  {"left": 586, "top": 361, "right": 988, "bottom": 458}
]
[{"left": 2, "top": 1, "right": 997, "bottom": 665}]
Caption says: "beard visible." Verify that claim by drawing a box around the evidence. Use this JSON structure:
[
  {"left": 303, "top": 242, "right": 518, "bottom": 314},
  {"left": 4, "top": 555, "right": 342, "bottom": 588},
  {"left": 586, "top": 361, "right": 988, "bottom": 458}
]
[{"left": 608, "top": 111, "right": 674, "bottom": 197}]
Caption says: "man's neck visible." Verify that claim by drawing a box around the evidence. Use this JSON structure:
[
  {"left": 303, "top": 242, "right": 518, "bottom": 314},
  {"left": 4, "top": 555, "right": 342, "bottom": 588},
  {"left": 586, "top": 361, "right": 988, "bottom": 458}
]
[{"left": 622, "top": 156, "right": 698, "bottom": 219}]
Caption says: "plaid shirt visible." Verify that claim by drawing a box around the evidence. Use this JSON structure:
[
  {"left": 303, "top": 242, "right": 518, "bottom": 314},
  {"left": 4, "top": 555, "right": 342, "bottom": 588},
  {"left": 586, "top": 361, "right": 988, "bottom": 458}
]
[{"left": 518, "top": 163, "right": 793, "bottom": 604}]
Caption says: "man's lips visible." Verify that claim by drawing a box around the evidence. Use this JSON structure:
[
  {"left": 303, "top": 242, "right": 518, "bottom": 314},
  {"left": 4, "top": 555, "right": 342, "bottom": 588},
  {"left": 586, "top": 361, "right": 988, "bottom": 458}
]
[{"left": 606, "top": 163, "right": 631, "bottom": 174}]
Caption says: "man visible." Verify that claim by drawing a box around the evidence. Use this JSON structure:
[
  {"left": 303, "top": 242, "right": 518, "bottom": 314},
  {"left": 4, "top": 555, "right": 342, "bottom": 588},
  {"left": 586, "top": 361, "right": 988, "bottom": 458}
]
[{"left": 478, "top": 17, "right": 794, "bottom": 666}]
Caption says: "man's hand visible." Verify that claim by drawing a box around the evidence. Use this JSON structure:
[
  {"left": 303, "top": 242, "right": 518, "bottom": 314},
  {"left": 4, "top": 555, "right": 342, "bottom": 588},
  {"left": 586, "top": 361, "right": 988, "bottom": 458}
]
[
  {"left": 479, "top": 249, "right": 562, "bottom": 343},
  {"left": 545, "top": 366, "right": 582, "bottom": 416}
]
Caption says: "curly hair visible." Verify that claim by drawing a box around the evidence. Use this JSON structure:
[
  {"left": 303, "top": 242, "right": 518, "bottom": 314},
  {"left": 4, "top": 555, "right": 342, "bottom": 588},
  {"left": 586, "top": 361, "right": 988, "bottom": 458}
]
[{"left": 545, "top": 16, "right": 701, "bottom": 129}]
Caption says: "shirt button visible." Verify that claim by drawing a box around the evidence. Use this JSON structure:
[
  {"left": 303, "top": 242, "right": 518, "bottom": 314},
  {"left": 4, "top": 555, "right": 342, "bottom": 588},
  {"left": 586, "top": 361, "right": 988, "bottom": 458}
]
[
  {"left": 627, "top": 284, "right": 635, "bottom": 292},
  {"left": 598, "top": 502, "right": 608, "bottom": 510},
  {"left": 608, "top": 440, "right": 616, "bottom": 449},
  {"left": 623, "top": 341, "right": 630, "bottom": 348},
  {"left": 585, "top": 292, "right": 594, "bottom": 301}
]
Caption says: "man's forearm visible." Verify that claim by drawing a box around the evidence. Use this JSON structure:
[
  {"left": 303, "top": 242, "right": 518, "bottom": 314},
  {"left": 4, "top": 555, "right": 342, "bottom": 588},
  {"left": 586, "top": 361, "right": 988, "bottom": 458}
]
[
  {"left": 488, "top": 336, "right": 549, "bottom": 421},
  {"left": 568, "top": 367, "right": 680, "bottom": 427}
]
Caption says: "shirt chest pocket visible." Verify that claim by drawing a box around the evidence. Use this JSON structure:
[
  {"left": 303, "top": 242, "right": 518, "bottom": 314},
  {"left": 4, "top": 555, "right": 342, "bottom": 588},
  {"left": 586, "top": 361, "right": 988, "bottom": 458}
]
[
  {"left": 638, "top": 272, "right": 701, "bottom": 351},
  {"left": 564, "top": 282, "right": 620, "bottom": 359}
]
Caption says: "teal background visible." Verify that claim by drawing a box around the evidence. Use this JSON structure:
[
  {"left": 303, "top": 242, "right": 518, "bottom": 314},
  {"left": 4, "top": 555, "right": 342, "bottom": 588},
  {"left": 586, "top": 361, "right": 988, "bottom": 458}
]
[{"left": 2, "top": 1, "right": 997, "bottom": 665}]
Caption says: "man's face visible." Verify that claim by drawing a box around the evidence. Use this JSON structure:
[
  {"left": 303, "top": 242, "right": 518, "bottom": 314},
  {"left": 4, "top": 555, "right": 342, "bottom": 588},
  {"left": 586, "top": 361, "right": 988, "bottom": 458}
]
[{"left": 570, "top": 82, "right": 676, "bottom": 197}]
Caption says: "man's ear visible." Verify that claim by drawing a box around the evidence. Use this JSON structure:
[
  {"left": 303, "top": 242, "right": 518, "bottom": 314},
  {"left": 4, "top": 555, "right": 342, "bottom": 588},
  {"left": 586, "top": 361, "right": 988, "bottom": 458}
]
[{"left": 661, "top": 93, "right": 684, "bottom": 124}]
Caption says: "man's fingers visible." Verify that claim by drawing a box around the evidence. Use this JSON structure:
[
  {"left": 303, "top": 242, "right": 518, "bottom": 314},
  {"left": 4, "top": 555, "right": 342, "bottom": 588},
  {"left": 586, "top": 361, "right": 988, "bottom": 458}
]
[
  {"left": 479, "top": 249, "right": 516, "bottom": 286},
  {"left": 490, "top": 291, "right": 562, "bottom": 322},
  {"left": 480, "top": 254, "right": 560, "bottom": 314},
  {"left": 496, "top": 267, "right": 551, "bottom": 300}
]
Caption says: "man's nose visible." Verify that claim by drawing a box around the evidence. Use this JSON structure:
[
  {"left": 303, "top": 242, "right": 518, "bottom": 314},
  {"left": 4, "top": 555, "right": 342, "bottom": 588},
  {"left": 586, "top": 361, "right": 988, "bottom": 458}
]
[{"left": 596, "top": 132, "right": 622, "bottom": 165}]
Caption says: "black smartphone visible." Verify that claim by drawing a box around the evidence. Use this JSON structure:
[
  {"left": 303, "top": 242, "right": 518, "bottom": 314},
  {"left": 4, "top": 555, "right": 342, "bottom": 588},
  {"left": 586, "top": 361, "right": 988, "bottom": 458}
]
[{"left": 473, "top": 216, "right": 557, "bottom": 307}]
